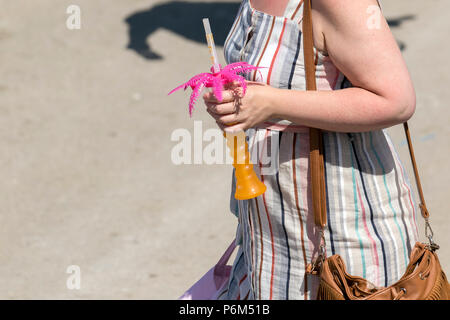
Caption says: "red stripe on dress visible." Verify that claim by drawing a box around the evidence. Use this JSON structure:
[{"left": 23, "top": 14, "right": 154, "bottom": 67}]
[
  {"left": 239, "top": 274, "right": 248, "bottom": 286},
  {"left": 258, "top": 130, "right": 276, "bottom": 300},
  {"left": 251, "top": 130, "right": 265, "bottom": 300},
  {"left": 249, "top": 131, "right": 259, "bottom": 293},
  {"left": 291, "top": 133, "right": 309, "bottom": 299},
  {"left": 237, "top": 275, "right": 247, "bottom": 300},
  {"left": 400, "top": 170, "right": 419, "bottom": 237},
  {"left": 253, "top": 17, "right": 276, "bottom": 81},
  {"left": 248, "top": 200, "right": 255, "bottom": 288},
  {"left": 267, "top": 18, "right": 288, "bottom": 85},
  {"left": 254, "top": 197, "right": 264, "bottom": 299},
  {"left": 290, "top": 0, "right": 305, "bottom": 20},
  {"left": 355, "top": 177, "right": 380, "bottom": 286},
  {"left": 390, "top": 142, "right": 419, "bottom": 237}
]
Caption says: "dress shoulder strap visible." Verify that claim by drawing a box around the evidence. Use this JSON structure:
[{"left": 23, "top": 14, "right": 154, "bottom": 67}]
[{"left": 284, "top": 0, "right": 305, "bottom": 23}]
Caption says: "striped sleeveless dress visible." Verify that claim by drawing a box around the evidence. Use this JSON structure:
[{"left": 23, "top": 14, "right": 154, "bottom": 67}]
[{"left": 217, "top": 0, "right": 419, "bottom": 300}]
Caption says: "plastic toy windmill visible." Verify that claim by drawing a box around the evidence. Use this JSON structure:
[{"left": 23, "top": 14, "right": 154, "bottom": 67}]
[{"left": 168, "top": 18, "right": 266, "bottom": 200}]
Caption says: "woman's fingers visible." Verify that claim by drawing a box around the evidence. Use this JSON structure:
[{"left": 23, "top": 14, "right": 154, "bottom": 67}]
[
  {"left": 206, "top": 101, "right": 237, "bottom": 115},
  {"left": 203, "top": 88, "right": 239, "bottom": 103},
  {"left": 202, "top": 84, "right": 247, "bottom": 130},
  {"left": 217, "top": 121, "right": 247, "bottom": 133},
  {"left": 206, "top": 106, "right": 220, "bottom": 120},
  {"left": 224, "top": 122, "right": 246, "bottom": 133},
  {"left": 206, "top": 106, "right": 240, "bottom": 125},
  {"left": 217, "top": 113, "right": 240, "bottom": 126}
]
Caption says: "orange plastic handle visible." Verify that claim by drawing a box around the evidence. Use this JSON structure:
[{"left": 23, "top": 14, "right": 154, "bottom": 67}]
[{"left": 224, "top": 131, "right": 266, "bottom": 200}]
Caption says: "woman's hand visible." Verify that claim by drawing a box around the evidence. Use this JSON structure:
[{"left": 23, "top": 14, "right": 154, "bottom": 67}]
[{"left": 202, "top": 81, "right": 274, "bottom": 133}]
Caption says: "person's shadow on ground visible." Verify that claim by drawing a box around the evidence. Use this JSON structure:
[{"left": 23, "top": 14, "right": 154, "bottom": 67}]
[
  {"left": 124, "top": 1, "right": 414, "bottom": 60},
  {"left": 124, "top": 1, "right": 240, "bottom": 60}
]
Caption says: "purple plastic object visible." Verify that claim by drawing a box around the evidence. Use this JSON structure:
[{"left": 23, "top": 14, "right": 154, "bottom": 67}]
[{"left": 178, "top": 240, "right": 236, "bottom": 300}]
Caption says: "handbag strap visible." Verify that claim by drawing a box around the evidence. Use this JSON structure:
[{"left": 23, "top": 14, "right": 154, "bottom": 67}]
[
  {"left": 216, "top": 240, "right": 237, "bottom": 266},
  {"left": 302, "top": 1, "right": 433, "bottom": 236},
  {"left": 303, "top": 0, "right": 328, "bottom": 229}
]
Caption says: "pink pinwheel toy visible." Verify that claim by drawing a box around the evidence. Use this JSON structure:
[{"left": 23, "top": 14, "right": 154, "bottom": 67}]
[
  {"left": 168, "top": 62, "right": 260, "bottom": 117},
  {"left": 168, "top": 18, "right": 266, "bottom": 200}
]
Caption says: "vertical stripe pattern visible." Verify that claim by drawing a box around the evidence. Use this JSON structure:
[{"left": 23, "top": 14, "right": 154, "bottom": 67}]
[{"left": 219, "top": 0, "right": 418, "bottom": 300}]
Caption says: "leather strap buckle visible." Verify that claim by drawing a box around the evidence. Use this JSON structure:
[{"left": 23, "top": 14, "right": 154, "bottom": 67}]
[
  {"left": 425, "top": 220, "right": 440, "bottom": 251},
  {"left": 306, "top": 229, "right": 327, "bottom": 275}
]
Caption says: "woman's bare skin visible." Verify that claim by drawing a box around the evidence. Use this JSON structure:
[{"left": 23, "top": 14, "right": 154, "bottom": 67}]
[{"left": 204, "top": 0, "right": 416, "bottom": 133}]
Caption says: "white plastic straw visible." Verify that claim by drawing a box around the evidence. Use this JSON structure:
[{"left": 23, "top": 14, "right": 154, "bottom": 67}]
[{"left": 202, "top": 18, "right": 221, "bottom": 73}]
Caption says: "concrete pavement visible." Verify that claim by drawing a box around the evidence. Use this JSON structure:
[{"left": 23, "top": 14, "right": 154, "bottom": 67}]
[{"left": 0, "top": 0, "right": 448, "bottom": 299}]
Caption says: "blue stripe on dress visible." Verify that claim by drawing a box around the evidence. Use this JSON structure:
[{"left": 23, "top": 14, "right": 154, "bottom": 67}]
[
  {"left": 349, "top": 136, "right": 367, "bottom": 278},
  {"left": 350, "top": 134, "right": 388, "bottom": 286},
  {"left": 390, "top": 150, "right": 414, "bottom": 254},
  {"left": 288, "top": 30, "right": 302, "bottom": 89},
  {"left": 369, "top": 132, "right": 408, "bottom": 267},
  {"left": 275, "top": 132, "right": 291, "bottom": 298},
  {"left": 221, "top": 0, "right": 418, "bottom": 300},
  {"left": 323, "top": 135, "right": 335, "bottom": 255},
  {"left": 359, "top": 132, "right": 399, "bottom": 282}
]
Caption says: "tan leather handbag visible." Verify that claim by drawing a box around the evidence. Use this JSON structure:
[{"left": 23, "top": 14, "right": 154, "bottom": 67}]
[{"left": 302, "top": 0, "right": 450, "bottom": 300}]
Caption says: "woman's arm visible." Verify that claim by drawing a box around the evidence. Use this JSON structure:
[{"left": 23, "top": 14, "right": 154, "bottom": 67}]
[{"left": 204, "top": 0, "right": 416, "bottom": 133}]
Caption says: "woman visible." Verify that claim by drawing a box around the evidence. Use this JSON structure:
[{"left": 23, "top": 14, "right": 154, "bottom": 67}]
[{"left": 203, "top": 0, "right": 418, "bottom": 300}]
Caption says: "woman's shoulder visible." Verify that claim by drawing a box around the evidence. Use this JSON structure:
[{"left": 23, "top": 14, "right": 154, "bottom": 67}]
[{"left": 311, "top": 0, "right": 382, "bottom": 55}]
